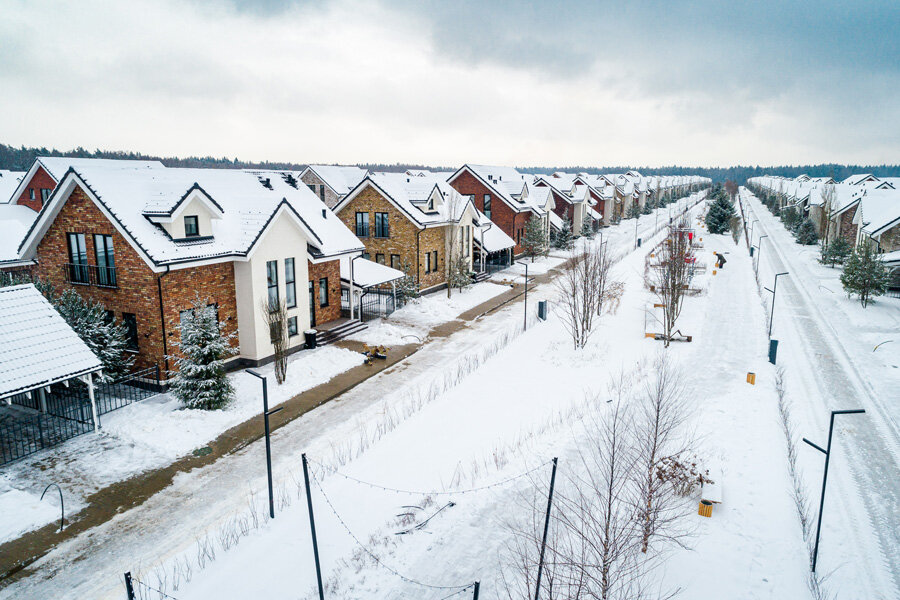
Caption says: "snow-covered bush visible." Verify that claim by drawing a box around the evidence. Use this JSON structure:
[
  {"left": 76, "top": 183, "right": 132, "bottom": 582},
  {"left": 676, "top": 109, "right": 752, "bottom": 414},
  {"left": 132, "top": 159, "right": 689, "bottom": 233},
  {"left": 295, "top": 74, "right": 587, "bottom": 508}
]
[
  {"left": 841, "top": 243, "right": 890, "bottom": 308},
  {"left": 795, "top": 217, "right": 818, "bottom": 245}
]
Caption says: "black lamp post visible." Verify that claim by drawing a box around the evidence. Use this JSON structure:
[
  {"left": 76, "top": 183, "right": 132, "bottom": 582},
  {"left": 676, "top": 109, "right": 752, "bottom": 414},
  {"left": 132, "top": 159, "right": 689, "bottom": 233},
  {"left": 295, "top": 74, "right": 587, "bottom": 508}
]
[
  {"left": 247, "top": 369, "right": 283, "bottom": 519},
  {"left": 755, "top": 234, "right": 768, "bottom": 277},
  {"left": 764, "top": 272, "right": 789, "bottom": 338},
  {"left": 803, "top": 409, "right": 866, "bottom": 573}
]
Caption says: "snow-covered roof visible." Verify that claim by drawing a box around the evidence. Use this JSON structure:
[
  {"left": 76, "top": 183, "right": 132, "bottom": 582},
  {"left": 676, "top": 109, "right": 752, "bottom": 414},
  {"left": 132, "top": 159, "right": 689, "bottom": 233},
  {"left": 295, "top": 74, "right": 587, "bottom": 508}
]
[
  {"left": 588, "top": 207, "right": 603, "bottom": 221},
  {"left": 449, "top": 165, "right": 529, "bottom": 212},
  {"left": 0, "top": 170, "right": 25, "bottom": 203},
  {"left": 521, "top": 182, "right": 553, "bottom": 216},
  {"left": 548, "top": 211, "right": 564, "bottom": 232},
  {"left": 35, "top": 157, "right": 166, "bottom": 183},
  {"left": 339, "top": 256, "right": 405, "bottom": 288},
  {"left": 302, "top": 165, "right": 368, "bottom": 197},
  {"left": 855, "top": 189, "right": 900, "bottom": 236},
  {"left": 0, "top": 203, "right": 39, "bottom": 263},
  {"left": 339, "top": 172, "right": 475, "bottom": 227},
  {"left": 0, "top": 284, "right": 103, "bottom": 400},
  {"left": 19, "top": 160, "right": 363, "bottom": 270},
  {"left": 843, "top": 173, "right": 879, "bottom": 186},
  {"left": 473, "top": 209, "right": 515, "bottom": 252},
  {"left": 880, "top": 249, "right": 900, "bottom": 268}
]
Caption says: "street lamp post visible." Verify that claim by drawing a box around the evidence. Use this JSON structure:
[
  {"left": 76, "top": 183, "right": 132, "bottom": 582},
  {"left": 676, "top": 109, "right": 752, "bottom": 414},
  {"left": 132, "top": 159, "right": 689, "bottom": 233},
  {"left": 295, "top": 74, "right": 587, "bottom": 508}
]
[
  {"left": 523, "top": 262, "right": 529, "bottom": 331},
  {"left": 764, "top": 272, "right": 789, "bottom": 337},
  {"left": 803, "top": 409, "right": 866, "bottom": 572},
  {"left": 755, "top": 234, "right": 768, "bottom": 278},
  {"left": 749, "top": 218, "right": 759, "bottom": 248},
  {"left": 247, "top": 369, "right": 283, "bottom": 519}
]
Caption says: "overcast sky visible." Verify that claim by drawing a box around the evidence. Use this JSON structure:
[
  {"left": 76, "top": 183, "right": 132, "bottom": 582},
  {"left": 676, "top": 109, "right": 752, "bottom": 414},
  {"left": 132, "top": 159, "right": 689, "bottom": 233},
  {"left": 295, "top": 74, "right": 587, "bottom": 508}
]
[{"left": 1, "top": 0, "right": 898, "bottom": 167}]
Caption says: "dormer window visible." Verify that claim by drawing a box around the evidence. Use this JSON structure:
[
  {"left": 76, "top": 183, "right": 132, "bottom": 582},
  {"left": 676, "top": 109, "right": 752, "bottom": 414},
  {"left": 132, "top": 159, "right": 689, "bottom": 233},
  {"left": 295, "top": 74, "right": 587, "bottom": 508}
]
[{"left": 184, "top": 215, "right": 199, "bottom": 237}]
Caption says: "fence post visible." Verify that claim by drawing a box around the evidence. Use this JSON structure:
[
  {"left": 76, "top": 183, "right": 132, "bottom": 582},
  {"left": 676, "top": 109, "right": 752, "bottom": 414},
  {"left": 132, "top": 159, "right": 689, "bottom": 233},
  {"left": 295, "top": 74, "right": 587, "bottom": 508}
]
[
  {"left": 473, "top": 581, "right": 480, "bottom": 599},
  {"left": 155, "top": 364, "right": 161, "bottom": 390},
  {"left": 534, "top": 457, "right": 558, "bottom": 600},
  {"left": 124, "top": 572, "right": 135, "bottom": 600}
]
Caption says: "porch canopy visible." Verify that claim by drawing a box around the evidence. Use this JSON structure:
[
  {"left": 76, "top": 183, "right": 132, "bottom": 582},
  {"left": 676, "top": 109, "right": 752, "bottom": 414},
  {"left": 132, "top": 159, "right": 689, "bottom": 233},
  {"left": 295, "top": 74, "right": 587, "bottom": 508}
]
[
  {"left": 340, "top": 256, "right": 405, "bottom": 289},
  {"left": 475, "top": 222, "right": 516, "bottom": 254},
  {"left": 0, "top": 284, "right": 102, "bottom": 401}
]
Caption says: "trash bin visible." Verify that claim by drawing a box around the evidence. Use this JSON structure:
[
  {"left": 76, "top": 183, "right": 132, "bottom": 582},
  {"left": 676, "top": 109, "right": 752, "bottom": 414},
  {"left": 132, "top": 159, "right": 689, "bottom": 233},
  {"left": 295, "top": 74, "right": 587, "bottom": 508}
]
[
  {"left": 637, "top": 237, "right": 642, "bottom": 247},
  {"left": 750, "top": 246, "right": 755, "bottom": 257},
  {"left": 304, "top": 329, "right": 317, "bottom": 350},
  {"left": 538, "top": 300, "right": 548, "bottom": 321},
  {"left": 768, "top": 339, "right": 779, "bottom": 365}
]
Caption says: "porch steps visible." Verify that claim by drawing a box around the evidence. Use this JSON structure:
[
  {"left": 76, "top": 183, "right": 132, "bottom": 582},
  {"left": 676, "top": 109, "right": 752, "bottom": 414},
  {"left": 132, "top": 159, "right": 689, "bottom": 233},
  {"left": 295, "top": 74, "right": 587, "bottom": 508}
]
[
  {"left": 316, "top": 319, "right": 368, "bottom": 346},
  {"left": 472, "top": 270, "right": 491, "bottom": 283}
]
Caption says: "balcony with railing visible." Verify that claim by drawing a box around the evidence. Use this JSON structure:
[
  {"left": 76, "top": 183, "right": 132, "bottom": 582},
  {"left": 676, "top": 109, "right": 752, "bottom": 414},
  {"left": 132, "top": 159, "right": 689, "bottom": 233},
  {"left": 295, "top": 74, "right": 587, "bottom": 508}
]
[{"left": 62, "top": 263, "right": 118, "bottom": 288}]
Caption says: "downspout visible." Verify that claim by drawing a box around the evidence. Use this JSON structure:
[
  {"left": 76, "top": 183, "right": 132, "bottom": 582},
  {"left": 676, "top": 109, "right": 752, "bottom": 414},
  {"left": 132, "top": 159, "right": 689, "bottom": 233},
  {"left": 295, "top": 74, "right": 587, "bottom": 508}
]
[
  {"left": 157, "top": 266, "right": 170, "bottom": 374},
  {"left": 415, "top": 228, "right": 422, "bottom": 285}
]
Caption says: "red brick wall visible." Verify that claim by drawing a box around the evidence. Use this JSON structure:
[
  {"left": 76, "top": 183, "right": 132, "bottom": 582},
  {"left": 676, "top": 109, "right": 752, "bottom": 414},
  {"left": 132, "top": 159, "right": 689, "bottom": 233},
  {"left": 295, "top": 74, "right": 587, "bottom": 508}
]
[
  {"left": 550, "top": 190, "right": 574, "bottom": 223},
  {"left": 17, "top": 166, "right": 55, "bottom": 212},
  {"left": 32, "top": 185, "right": 239, "bottom": 376},
  {"left": 308, "top": 259, "right": 341, "bottom": 325},
  {"left": 450, "top": 170, "right": 527, "bottom": 254},
  {"left": 839, "top": 206, "right": 858, "bottom": 245}
]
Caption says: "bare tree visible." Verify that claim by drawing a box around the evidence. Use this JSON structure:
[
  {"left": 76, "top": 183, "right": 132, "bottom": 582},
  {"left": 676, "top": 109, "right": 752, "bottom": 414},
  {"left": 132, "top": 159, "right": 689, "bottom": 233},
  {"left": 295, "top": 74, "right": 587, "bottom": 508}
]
[
  {"left": 260, "top": 298, "right": 288, "bottom": 384},
  {"left": 818, "top": 183, "right": 836, "bottom": 248},
  {"left": 445, "top": 193, "right": 471, "bottom": 298},
  {"left": 646, "top": 219, "right": 692, "bottom": 347},
  {"left": 632, "top": 353, "right": 693, "bottom": 554},
  {"left": 594, "top": 241, "right": 625, "bottom": 318},
  {"left": 555, "top": 243, "right": 613, "bottom": 350}
]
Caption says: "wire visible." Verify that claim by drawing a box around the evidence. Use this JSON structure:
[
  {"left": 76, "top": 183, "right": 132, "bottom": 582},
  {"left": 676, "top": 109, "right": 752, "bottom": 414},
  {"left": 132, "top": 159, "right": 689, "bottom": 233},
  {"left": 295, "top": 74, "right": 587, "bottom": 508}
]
[
  {"left": 309, "top": 475, "right": 473, "bottom": 593},
  {"left": 437, "top": 584, "right": 476, "bottom": 599},
  {"left": 308, "top": 457, "right": 553, "bottom": 497},
  {"left": 133, "top": 577, "right": 182, "bottom": 600}
]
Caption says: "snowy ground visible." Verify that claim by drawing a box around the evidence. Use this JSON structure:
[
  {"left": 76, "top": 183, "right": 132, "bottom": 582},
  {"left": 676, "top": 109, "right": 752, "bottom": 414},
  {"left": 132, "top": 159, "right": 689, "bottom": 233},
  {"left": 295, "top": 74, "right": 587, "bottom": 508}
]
[
  {"left": 347, "top": 281, "right": 510, "bottom": 345},
  {"left": 741, "top": 188, "right": 900, "bottom": 597},
  {"left": 0, "top": 345, "right": 364, "bottom": 543}
]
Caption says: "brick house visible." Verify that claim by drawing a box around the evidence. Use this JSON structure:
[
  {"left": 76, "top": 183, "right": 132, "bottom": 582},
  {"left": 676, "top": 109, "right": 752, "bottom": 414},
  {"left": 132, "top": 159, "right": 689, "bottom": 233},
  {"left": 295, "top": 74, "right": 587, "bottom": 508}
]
[
  {"left": 16, "top": 160, "right": 365, "bottom": 375},
  {"left": 533, "top": 174, "right": 591, "bottom": 235},
  {"left": 333, "top": 173, "right": 484, "bottom": 293},
  {"left": 448, "top": 165, "right": 553, "bottom": 256},
  {"left": 299, "top": 165, "right": 368, "bottom": 209}
]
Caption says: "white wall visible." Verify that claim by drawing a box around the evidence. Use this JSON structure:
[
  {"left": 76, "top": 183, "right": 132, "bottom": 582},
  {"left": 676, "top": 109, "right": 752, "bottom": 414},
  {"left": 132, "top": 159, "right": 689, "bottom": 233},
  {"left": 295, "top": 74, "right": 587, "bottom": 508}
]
[
  {"left": 234, "top": 214, "right": 312, "bottom": 362},
  {"left": 161, "top": 195, "right": 215, "bottom": 239}
]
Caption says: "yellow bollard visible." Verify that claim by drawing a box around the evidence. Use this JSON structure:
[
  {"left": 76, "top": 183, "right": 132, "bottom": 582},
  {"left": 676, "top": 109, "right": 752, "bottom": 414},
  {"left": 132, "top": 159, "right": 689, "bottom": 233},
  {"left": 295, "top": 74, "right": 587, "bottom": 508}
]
[
  {"left": 698, "top": 500, "right": 713, "bottom": 517},
  {"left": 712, "top": 269, "right": 717, "bottom": 275},
  {"left": 746, "top": 372, "right": 756, "bottom": 385}
]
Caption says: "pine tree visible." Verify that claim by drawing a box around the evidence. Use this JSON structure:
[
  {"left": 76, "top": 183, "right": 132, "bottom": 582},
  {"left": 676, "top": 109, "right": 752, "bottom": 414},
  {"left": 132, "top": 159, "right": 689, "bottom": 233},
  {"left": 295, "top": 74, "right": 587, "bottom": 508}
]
[
  {"left": 554, "top": 215, "right": 574, "bottom": 250},
  {"left": 704, "top": 193, "right": 735, "bottom": 234},
  {"left": 169, "top": 297, "right": 238, "bottom": 410},
  {"left": 781, "top": 206, "right": 800, "bottom": 232},
  {"left": 821, "top": 236, "right": 851, "bottom": 267},
  {"left": 447, "top": 253, "right": 472, "bottom": 293},
  {"left": 394, "top": 260, "right": 419, "bottom": 306},
  {"left": 841, "top": 243, "right": 890, "bottom": 308},
  {"left": 33, "top": 280, "right": 133, "bottom": 379},
  {"left": 795, "top": 217, "right": 819, "bottom": 245},
  {"left": 523, "top": 214, "right": 548, "bottom": 262},
  {"left": 627, "top": 201, "right": 642, "bottom": 220},
  {"left": 580, "top": 217, "right": 595, "bottom": 239}
]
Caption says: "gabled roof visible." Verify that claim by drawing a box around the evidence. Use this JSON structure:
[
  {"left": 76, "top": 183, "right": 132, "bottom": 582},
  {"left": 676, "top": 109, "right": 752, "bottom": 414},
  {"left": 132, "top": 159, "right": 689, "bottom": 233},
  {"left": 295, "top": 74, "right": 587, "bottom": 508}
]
[
  {"left": 0, "top": 284, "right": 102, "bottom": 400},
  {"left": 843, "top": 173, "right": 879, "bottom": 186},
  {"left": 18, "top": 160, "right": 363, "bottom": 271},
  {"left": 0, "top": 203, "right": 39, "bottom": 263},
  {"left": 301, "top": 165, "right": 368, "bottom": 196},
  {"left": 447, "top": 164, "right": 529, "bottom": 212},
  {"left": 337, "top": 172, "right": 475, "bottom": 227},
  {"left": 472, "top": 208, "right": 515, "bottom": 253},
  {"left": 0, "top": 170, "right": 25, "bottom": 203},
  {"left": 854, "top": 189, "right": 900, "bottom": 236}
]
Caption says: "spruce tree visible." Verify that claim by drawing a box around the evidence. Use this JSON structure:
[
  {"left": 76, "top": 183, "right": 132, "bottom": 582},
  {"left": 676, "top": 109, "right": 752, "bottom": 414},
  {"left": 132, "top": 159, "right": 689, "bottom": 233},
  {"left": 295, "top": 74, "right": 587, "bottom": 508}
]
[
  {"left": 523, "top": 214, "right": 548, "bottom": 262},
  {"left": 795, "top": 217, "right": 818, "bottom": 245},
  {"left": 554, "top": 215, "right": 573, "bottom": 250},
  {"left": 841, "top": 243, "right": 890, "bottom": 308},
  {"left": 704, "top": 194, "right": 735, "bottom": 234},
  {"left": 394, "top": 260, "right": 419, "bottom": 306},
  {"left": 627, "top": 201, "right": 642, "bottom": 220},
  {"left": 447, "top": 252, "right": 472, "bottom": 294},
  {"left": 580, "top": 217, "right": 595, "bottom": 239},
  {"left": 169, "top": 297, "right": 238, "bottom": 410},
  {"left": 821, "top": 236, "right": 851, "bottom": 267}
]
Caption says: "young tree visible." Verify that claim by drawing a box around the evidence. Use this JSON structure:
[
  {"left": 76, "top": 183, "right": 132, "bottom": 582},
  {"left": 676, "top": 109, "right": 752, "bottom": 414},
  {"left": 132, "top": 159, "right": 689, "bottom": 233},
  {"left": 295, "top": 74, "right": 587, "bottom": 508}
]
[
  {"left": 646, "top": 221, "right": 692, "bottom": 347},
  {"left": 841, "top": 243, "right": 890, "bottom": 308},
  {"left": 523, "top": 214, "right": 548, "bottom": 262},
  {"left": 729, "top": 215, "right": 742, "bottom": 245},
  {"left": 260, "top": 298, "right": 289, "bottom": 384},
  {"left": 447, "top": 251, "right": 472, "bottom": 294},
  {"left": 795, "top": 217, "right": 819, "bottom": 245},
  {"left": 170, "top": 297, "right": 237, "bottom": 409},
  {"left": 581, "top": 217, "right": 595, "bottom": 240},
  {"left": 627, "top": 201, "right": 642, "bottom": 220},
  {"left": 554, "top": 215, "right": 574, "bottom": 250},
  {"left": 33, "top": 280, "right": 133, "bottom": 379},
  {"left": 394, "top": 260, "right": 419, "bottom": 306},
  {"left": 780, "top": 206, "right": 800, "bottom": 233},
  {"left": 820, "top": 235, "right": 851, "bottom": 267},
  {"left": 632, "top": 353, "right": 692, "bottom": 554},
  {"left": 704, "top": 193, "right": 734, "bottom": 234}
]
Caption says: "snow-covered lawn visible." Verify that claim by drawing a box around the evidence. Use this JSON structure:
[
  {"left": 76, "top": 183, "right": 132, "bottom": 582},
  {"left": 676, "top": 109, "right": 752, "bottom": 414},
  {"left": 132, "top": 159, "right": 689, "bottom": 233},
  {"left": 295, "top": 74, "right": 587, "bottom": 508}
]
[
  {"left": 0, "top": 345, "right": 364, "bottom": 544},
  {"left": 347, "top": 281, "right": 510, "bottom": 345}
]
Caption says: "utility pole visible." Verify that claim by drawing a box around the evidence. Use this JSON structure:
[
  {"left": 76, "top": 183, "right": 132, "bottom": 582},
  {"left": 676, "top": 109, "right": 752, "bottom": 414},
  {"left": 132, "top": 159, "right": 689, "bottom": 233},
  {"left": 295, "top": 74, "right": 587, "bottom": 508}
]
[
  {"left": 534, "top": 457, "right": 559, "bottom": 600},
  {"left": 803, "top": 409, "right": 866, "bottom": 572},
  {"left": 248, "top": 369, "right": 282, "bottom": 519}
]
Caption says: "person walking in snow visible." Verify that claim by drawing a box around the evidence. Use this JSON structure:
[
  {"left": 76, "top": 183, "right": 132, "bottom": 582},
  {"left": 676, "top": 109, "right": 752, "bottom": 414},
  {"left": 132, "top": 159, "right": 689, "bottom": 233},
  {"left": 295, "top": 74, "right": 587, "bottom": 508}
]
[{"left": 716, "top": 252, "right": 727, "bottom": 269}]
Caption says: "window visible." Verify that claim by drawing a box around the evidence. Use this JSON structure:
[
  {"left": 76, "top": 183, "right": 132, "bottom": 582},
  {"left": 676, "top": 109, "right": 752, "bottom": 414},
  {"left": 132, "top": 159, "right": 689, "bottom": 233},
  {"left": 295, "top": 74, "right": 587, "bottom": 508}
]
[
  {"left": 307, "top": 183, "right": 316, "bottom": 193},
  {"left": 122, "top": 313, "right": 139, "bottom": 351},
  {"left": 93, "top": 234, "right": 116, "bottom": 287},
  {"left": 284, "top": 258, "right": 296, "bottom": 308},
  {"left": 355, "top": 212, "right": 369, "bottom": 237},
  {"left": 391, "top": 254, "right": 401, "bottom": 270},
  {"left": 266, "top": 260, "right": 279, "bottom": 310},
  {"left": 319, "top": 186, "right": 325, "bottom": 203},
  {"left": 29, "top": 189, "right": 35, "bottom": 201},
  {"left": 41, "top": 188, "right": 51, "bottom": 203},
  {"left": 104, "top": 310, "right": 116, "bottom": 324},
  {"left": 425, "top": 252, "right": 431, "bottom": 273},
  {"left": 288, "top": 316, "right": 298, "bottom": 337},
  {"left": 374, "top": 212, "right": 389, "bottom": 238},
  {"left": 376, "top": 253, "right": 385, "bottom": 265},
  {"left": 363, "top": 252, "right": 371, "bottom": 261},
  {"left": 66, "top": 233, "right": 89, "bottom": 283},
  {"left": 184, "top": 215, "right": 199, "bottom": 237},
  {"left": 319, "top": 277, "right": 329, "bottom": 307},
  {"left": 484, "top": 194, "right": 491, "bottom": 220},
  {"left": 432, "top": 251, "right": 438, "bottom": 272}
]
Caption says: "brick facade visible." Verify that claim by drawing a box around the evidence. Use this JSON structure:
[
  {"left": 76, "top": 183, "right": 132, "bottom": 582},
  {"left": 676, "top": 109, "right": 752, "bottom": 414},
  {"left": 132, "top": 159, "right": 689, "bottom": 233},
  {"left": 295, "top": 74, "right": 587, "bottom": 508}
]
[
  {"left": 307, "top": 259, "right": 341, "bottom": 326},
  {"left": 17, "top": 166, "right": 55, "bottom": 212},
  {"left": 839, "top": 205, "right": 858, "bottom": 245},
  {"left": 449, "top": 169, "right": 528, "bottom": 255},
  {"left": 300, "top": 170, "right": 342, "bottom": 208},
  {"left": 335, "top": 186, "right": 447, "bottom": 291},
  {"left": 31, "top": 185, "right": 239, "bottom": 377}
]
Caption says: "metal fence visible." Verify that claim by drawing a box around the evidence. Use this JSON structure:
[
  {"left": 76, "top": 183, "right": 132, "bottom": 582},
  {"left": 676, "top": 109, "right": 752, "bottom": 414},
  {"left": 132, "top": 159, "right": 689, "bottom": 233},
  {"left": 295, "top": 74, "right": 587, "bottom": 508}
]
[
  {"left": 0, "top": 367, "right": 162, "bottom": 466},
  {"left": 341, "top": 287, "right": 397, "bottom": 321}
]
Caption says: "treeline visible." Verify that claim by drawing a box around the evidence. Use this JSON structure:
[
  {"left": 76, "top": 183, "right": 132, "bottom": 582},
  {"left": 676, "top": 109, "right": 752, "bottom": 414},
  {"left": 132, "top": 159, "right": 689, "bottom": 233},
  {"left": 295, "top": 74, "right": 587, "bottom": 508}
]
[{"left": 3, "top": 143, "right": 898, "bottom": 183}]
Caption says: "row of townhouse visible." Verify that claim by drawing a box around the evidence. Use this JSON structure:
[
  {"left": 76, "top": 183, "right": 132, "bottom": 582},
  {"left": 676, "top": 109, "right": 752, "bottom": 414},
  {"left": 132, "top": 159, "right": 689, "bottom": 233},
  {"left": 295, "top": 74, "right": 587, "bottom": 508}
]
[
  {"left": 746, "top": 173, "right": 900, "bottom": 255},
  {"left": 0, "top": 157, "right": 709, "bottom": 377}
]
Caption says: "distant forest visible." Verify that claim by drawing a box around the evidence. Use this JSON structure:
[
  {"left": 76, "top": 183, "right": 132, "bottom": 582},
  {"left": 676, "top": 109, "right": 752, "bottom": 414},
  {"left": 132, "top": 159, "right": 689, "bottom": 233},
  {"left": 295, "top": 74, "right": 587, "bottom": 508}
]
[{"left": 2, "top": 142, "right": 898, "bottom": 183}]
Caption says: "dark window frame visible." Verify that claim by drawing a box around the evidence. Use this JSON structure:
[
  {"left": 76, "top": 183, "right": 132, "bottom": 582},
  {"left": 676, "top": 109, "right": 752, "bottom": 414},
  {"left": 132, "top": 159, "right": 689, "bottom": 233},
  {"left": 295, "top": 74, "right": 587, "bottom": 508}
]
[
  {"left": 266, "top": 260, "right": 279, "bottom": 310},
  {"left": 288, "top": 316, "right": 299, "bottom": 337},
  {"left": 390, "top": 254, "right": 401, "bottom": 270},
  {"left": 122, "top": 312, "right": 139, "bottom": 352},
  {"left": 376, "top": 253, "right": 385, "bottom": 265},
  {"left": 284, "top": 257, "right": 297, "bottom": 309},
  {"left": 184, "top": 215, "right": 200, "bottom": 237},
  {"left": 93, "top": 233, "right": 117, "bottom": 287},
  {"left": 374, "top": 212, "right": 390, "bottom": 238},
  {"left": 67, "top": 232, "right": 89, "bottom": 284},
  {"left": 484, "top": 194, "right": 491, "bottom": 220},
  {"left": 319, "top": 277, "right": 329, "bottom": 307},
  {"left": 432, "top": 250, "right": 438, "bottom": 272},
  {"left": 355, "top": 212, "right": 370, "bottom": 237}
]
